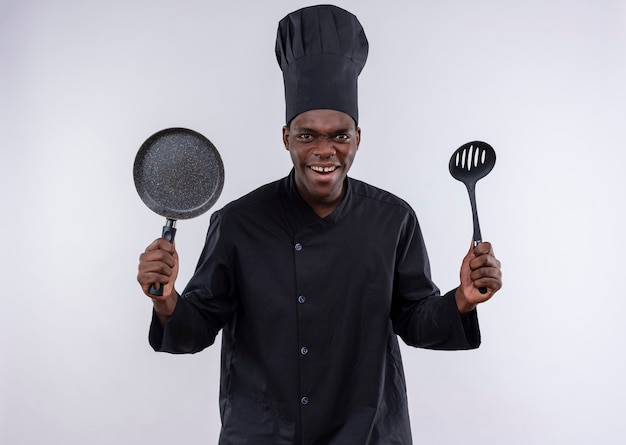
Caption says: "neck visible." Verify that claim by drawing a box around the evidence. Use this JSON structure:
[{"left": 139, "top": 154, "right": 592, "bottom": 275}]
[
  {"left": 310, "top": 201, "right": 340, "bottom": 218},
  {"left": 296, "top": 181, "right": 346, "bottom": 218}
]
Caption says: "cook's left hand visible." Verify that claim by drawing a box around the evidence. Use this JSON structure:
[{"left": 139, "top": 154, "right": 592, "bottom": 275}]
[{"left": 455, "top": 241, "right": 502, "bottom": 313}]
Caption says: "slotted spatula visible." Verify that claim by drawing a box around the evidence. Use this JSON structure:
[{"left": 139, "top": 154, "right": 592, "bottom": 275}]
[{"left": 449, "top": 141, "right": 496, "bottom": 293}]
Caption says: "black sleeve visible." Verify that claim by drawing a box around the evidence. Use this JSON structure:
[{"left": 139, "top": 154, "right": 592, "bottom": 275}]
[
  {"left": 148, "top": 211, "right": 239, "bottom": 354},
  {"left": 390, "top": 211, "right": 481, "bottom": 350}
]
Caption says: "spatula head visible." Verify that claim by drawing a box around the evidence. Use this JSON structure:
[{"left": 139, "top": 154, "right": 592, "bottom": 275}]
[{"left": 449, "top": 141, "right": 496, "bottom": 184}]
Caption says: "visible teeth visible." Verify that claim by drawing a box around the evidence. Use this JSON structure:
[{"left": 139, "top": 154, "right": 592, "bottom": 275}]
[{"left": 310, "top": 166, "right": 337, "bottom": 173}]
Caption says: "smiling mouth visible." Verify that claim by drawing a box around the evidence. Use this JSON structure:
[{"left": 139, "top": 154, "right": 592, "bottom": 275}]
[{"left": 309, "top": 165, "right": 338, "bottom": 173}]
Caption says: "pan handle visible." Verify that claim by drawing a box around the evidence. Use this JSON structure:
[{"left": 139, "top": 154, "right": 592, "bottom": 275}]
[{"left": 148, "top": 219, "right": 177, "bottom": 297}]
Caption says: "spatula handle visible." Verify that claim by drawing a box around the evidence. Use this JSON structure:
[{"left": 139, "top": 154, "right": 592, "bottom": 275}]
[
  {"left": 466, "top": 184, "right": 488, "bottom": 295},
  {"left": 148, "top": 219, "right": 177, "bottom": 297},
  {"left": 466, "top": 183, "right": 482, "bottom": 244}
]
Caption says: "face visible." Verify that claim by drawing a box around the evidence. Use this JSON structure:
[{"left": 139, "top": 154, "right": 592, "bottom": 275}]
[{"left": 283, "top": 109, "right": 361, "bottom": 214}]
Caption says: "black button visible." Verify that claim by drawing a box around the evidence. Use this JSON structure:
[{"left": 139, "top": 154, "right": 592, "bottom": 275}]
[
  {"left": 301, "top": 397, "right": 309, "bottom": 405},
  {"left": 295, "top": 243, "right": 302, "bottom": 251},
  {"left": 298, "top": 295, "right": 306, "bottom": 304},
  {"left": 300, "top": 347, "right": 308, "bottom": 355}
]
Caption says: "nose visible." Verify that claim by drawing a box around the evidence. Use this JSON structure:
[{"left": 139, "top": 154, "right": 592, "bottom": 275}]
[{"left": 313, "top": 137, "right": 336, "bottom": 158}]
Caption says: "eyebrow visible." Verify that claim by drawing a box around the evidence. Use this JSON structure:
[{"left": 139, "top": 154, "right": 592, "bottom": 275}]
[{"left": 295, "top": 127, "right": 352, "bottom": 134}]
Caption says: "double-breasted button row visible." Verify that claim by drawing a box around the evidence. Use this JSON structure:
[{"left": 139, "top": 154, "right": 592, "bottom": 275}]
[{"left": 295, "top": 242, "right": 309, "bottom": 407}]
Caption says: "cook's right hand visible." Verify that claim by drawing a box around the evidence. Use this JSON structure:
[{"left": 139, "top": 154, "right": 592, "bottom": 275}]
[{"left": 137, "top": 238, "right": 179, "bottom": 303}]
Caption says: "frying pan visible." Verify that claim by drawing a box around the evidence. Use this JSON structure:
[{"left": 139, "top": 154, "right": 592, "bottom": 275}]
[{"left": 134, "top": 127, "right": 224, "bottom": 296}]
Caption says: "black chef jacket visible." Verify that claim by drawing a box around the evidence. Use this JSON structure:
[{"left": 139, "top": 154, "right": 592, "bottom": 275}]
[{"left": 149, "top": 171, "right": 480, "bottom": 445}]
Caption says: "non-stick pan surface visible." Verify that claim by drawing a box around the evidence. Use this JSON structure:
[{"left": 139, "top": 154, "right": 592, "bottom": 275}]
[{"left": 133, "top": 128, "right": 224, "bottom": 220}]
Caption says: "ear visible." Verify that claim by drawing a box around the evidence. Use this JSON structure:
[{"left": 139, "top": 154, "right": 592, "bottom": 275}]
[
  {"left": 355, "top": 126, "right": 361, "bottom": 149},
  {"left": 282, "top": 125, "right": 290, "bottom": 150}
]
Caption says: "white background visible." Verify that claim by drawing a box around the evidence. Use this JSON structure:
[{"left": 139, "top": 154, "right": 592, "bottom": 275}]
[{"left": 2, "top": 0, "right": 625, "bottom": 444}]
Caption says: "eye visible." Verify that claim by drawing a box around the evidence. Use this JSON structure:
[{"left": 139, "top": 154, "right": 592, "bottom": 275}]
[
  {"left": 297, "top": 133, "right": 313, "bottom": 141},
  {"left": 334, "top": 134, "right": 350, "bottom": 142}
]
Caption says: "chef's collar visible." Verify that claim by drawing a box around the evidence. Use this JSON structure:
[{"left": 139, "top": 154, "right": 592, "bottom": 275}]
[{"left": 284, "top": 170, "right": 353, "bottom": 227}]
